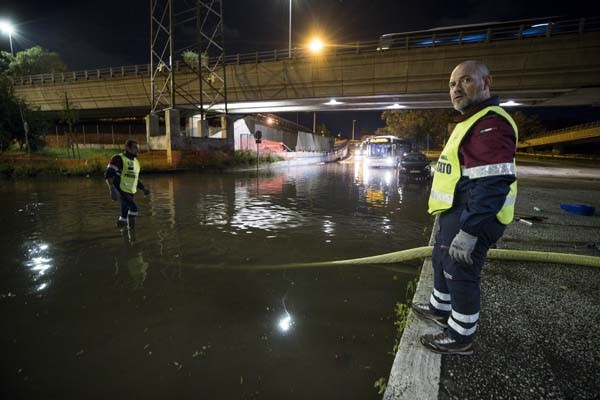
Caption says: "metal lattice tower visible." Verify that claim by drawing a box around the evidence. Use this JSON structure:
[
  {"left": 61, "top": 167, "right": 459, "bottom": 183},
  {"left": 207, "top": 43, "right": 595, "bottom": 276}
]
[{"left": 149, "top": 0, "right": 228, "bottom": 119}]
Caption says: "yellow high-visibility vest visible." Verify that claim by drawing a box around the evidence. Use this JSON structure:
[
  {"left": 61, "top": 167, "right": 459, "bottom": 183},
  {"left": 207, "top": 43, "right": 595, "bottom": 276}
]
[
  {"left": 428, "top": 106, "right": 518, "bottom": 225},
  {"left": 117, "top": 154, "right": 141, "bottom": 194}
]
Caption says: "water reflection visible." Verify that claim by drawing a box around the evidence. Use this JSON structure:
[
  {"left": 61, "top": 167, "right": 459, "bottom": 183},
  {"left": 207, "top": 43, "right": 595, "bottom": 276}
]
[
  {"left": 231, "top": 198, "right": 304, "bottom": 231},
  {"left": 354, "top": 162, "right": 398, "bottom": 208},
  {"left": 0, "top": 165, "right": 433, "bottom": 399},
  {"left": 232, "top": 177, "right": 306, "bottom": 231},
  {"left": 112, "top": 226, "right": 150, "bottom": 289},
  {"left": 24, "top": 241, "right": 53, "bottom": 292},
  {"left": 277, "top": 296, "right": 295, "bottom": 334},
  {"left": 126, "top": 252, "right": 149, "bottom": 289},
  {"left": 278, "top": 312, "right": 294, "bottom": 333}
]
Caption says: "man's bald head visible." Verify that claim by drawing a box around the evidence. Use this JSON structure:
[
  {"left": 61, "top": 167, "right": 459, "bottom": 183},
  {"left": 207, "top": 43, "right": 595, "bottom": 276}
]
[{"left": 449, "top": 60, "right": 492, "bottom": 113}]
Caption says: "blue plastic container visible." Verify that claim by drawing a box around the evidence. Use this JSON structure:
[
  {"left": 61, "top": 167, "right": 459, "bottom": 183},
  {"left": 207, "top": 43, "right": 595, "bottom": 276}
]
[{"left": 559, "top": 203, "right": 596, "bottom": 216}]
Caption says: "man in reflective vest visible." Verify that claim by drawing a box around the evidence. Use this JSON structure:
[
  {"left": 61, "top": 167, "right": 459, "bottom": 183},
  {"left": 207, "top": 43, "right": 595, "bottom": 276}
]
[
  {"left": 105, "top": 140, "right": 150, "bottom": 228},
  {"left": 412, "top": 60, "right": 518, "bottom": 355}
]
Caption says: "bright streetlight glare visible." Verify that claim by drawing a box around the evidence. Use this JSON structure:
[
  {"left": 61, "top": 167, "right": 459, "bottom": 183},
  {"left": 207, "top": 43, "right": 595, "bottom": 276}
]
[
  {"left": 0, "top": 21, "right": 15, "bottom": 35},
  {"left": 0, "top": 20, "right": 15, "bottom": 56},
  {"left": 500, "top": 100, "right": 522, "bottom": 107},
  {"left": 308, "top": 38, "right": 324, "bottom": 53}
]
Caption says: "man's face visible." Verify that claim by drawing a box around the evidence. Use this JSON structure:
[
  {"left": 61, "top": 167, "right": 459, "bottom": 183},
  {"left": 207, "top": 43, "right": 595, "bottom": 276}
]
[
  {"left": 127, "top": 143, "right": 140, "bottom": 156},
  {"left": 449, "top": 64, "right": 490, "bottom": 113}
]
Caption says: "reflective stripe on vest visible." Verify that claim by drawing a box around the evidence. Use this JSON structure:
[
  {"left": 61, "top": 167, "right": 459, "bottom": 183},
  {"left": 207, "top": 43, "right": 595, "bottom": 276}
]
[
  {"left": 117, "top": 154, "right": 140, "bottom": 194},
  {"left": 428, "top": 106, "right": 518, "bottom": 225},
  {"left": 461, "top": 162, "right": 515, "bottom": 179}
]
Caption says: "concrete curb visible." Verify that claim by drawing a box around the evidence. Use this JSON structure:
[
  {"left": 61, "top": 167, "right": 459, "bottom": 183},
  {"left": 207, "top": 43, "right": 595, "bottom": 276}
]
[{"left": 383, "top": 217, "right": 442, "bottom": 400}]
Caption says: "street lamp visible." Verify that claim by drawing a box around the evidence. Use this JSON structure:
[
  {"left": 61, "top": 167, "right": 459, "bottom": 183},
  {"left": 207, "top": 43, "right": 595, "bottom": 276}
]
[
  {"left": 308, "top": 38, "right": 324, "bottom": 53},
  {"left": 0, "top": 21, "right": 28, "bottom": 154},
  {"left": 288, "top": 0, "right": 292, "bottom": 58},
  {"left": 0, "top": 20, "right": 15, "bottom": 55}
]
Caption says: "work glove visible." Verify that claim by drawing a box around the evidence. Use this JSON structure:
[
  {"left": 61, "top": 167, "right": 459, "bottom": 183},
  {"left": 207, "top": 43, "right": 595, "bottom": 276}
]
[
  {"left": 142, "top": 188, "right": 151, "bottom": 196},
  {"left": 109, "top": 187, "right": 118, "bottom": 201},
  {"left": 449, "top": 229, "right": 478, "bottom": 265}
]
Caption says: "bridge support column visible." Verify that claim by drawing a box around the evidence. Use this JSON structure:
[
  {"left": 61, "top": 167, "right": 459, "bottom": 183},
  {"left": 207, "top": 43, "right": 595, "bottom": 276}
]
[
  {"left": 220, "top": 116, "right": 228, "bottom": 140},
  {"left": 224, "top": 116, "right": 234, "bottom": 147},
  {"left": 165, "top": 108, "right": 180, "bottom": 165},
  {"left": 145, "top": 114, "right": 159, "bottom": 150},
  {"left": 198, "top": 117, "right": 209, "bottom": 138}
]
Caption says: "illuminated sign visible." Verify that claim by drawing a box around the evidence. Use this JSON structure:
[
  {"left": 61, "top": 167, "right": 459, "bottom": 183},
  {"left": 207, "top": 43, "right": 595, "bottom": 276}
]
[{"left": 370, "top": 137, "right": 391, "bottom": 143}]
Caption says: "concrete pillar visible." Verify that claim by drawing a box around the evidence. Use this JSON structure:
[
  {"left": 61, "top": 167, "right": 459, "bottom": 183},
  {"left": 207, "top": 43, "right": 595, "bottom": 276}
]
[
  {"left": 165, "top": 108, "right": 180, "bottom": 165},
  {"left": 198, "top": 117, "right": 209, "bottom": 138},
  {"left": 145, "top": 114, "right": 159, "bottom": 150},
  {"left": 225, "top": 116, "right": 234, "bottom": 147},
  {"left": 166, "top": 109, "right": 180, "bottom": 137},
  {"left": 220, "top": 116, "right": 228, "bottom": 140}
]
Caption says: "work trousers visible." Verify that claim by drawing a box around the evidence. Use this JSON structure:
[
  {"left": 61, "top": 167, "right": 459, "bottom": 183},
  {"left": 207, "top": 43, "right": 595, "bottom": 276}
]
[
  {"left": 117, "top": 189, "right": 139, "bottom": 220},
  {"left": 429, "top": 206, "right": 505, "bottom": 343}
]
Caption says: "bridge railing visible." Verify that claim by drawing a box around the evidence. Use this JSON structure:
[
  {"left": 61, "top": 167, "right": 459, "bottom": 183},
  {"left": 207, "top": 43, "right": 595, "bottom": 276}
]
[
  {"left": 12, "top": 16, "right": 600, "bottom": 87},
  {"left": 521, "top": 121, "right": 600, "bottom": 142}
]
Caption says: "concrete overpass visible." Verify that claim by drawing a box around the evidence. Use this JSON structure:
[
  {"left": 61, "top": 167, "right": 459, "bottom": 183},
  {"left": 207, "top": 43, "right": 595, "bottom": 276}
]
[{"left": 12, "top": 18, "right": 600, "bottom": 118}]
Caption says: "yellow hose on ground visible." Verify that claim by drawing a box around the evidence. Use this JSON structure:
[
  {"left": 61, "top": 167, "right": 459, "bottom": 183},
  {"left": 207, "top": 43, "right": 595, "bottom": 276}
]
[
  {"left": 487, "top": 248, "right": 600, "bottom": 268},
  {"left": 200, "top": 247, "right": 600, "bottom": 270},
  {"left": 286, "top": 246, "right": 600, "bottom": 269}
]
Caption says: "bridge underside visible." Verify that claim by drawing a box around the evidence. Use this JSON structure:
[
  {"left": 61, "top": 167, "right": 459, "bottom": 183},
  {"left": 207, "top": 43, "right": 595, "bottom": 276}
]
[{"left": 44, "top": 86, "right": 600, "bottom": 121}]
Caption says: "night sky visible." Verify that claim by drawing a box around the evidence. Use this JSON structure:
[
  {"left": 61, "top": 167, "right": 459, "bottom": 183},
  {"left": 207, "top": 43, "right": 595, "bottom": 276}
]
[{"left": 2, "top": 0, "right": 599, "bottom": 136}]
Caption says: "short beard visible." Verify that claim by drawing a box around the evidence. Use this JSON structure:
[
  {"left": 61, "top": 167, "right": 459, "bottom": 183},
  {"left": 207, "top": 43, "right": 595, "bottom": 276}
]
[{"left": 452, "top": 99, "right": 470, "bottom": 113}]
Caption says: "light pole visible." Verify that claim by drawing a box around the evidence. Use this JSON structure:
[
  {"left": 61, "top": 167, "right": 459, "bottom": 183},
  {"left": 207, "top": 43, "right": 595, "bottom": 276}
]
[
  {"left": 0, "top": 21, "right": 14, "bottom": 55},
  {"left": 1, "top": 21, "right": 29, "bottom": 154},
  {"left": 352, "top": 119, "right": 357, "bottom": 141},
  {"left": 288, "top": 0, "right": 292, "bottom": 58}
]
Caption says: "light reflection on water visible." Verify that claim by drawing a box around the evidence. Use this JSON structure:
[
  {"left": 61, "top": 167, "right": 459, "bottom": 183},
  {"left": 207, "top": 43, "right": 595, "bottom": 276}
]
[
  {"left": 0, "top": 163, "right": 432, "bottom": 399},
  {"left": 23, "top": 241, "right": 53, "bottom": 292}
]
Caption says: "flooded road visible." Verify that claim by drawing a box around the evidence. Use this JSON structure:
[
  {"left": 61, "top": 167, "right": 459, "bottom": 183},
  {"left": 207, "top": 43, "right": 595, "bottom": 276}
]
[{"left": 0, "top": 163, "right": 433, "bottom": 399}]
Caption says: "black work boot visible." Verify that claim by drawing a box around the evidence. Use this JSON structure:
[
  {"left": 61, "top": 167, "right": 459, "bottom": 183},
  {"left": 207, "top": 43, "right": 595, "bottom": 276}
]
[
  {"left": 116, "top": 217, "right": 128, "bottom": 228},
  {"left": 420, "top": 331, "right": 474, "bottom": 356},
  {"left": 411, "top": 302, "right": 449, "bottom": 329}
]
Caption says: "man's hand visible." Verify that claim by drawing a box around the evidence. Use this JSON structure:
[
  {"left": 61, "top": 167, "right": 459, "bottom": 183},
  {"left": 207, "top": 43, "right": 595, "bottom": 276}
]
[
  {"left": 142, "top": 188, "right": 151, "bottom": 196},
  {"left": 449, "top": 230, "right": 478, "bottom": 265},
  {"left": 109, "top": 187, "right": 118, "bottom": 201}
]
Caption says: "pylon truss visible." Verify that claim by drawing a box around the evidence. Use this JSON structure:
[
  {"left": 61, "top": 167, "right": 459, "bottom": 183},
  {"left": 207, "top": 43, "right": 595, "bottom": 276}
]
[{"left": 149, "top": 0, "right": 227, "bottom": 116}]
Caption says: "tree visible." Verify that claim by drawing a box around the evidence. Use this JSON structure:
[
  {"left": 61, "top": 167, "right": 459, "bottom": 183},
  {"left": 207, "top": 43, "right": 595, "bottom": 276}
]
[
  {"left": 0, "top": 79, "right": 50, "bottom": 152},
  {"left": 59, "top": 93, "right": 80, "bottom": 158},
  {"left": 0, "top": 78, "right": 21, "bottom": 150},
  {"left": 2, "top": 46, "right": 67, "bottom": 76},
  {"left": 376, "top": 109, "right": 454, "bottom": 149},
  {"left": 0, "top": 47, "right": 64, "bottom": 152},
  {"left": 509, "top": 111, "right": 546, "bottom": 140}
]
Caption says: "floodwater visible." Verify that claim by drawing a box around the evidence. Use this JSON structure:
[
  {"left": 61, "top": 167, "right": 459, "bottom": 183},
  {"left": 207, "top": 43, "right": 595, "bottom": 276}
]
[{"left": 0, "top": 163, "right": 433, "bottom": 399}]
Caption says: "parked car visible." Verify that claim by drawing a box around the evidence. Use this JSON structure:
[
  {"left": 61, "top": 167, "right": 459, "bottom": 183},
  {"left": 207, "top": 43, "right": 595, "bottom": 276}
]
[{"left": 398, "top": 152, "right": 432, "bottom": 181}]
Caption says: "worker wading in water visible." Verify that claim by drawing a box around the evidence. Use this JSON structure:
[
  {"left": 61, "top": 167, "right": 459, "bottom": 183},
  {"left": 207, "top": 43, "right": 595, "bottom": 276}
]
[{"left": 105, "top": 140, "right": 151, "bottom": 228}]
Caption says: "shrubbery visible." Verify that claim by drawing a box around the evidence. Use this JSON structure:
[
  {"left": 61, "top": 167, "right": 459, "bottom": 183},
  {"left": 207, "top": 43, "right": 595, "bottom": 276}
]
[{"left": 0, "top": 148, "right": 285, "bottom": 179}]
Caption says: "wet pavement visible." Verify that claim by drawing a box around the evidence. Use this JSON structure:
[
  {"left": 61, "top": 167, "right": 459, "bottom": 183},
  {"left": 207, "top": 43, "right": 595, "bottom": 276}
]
[{"left": 0, "top": 163, "right": 432, "bottom": 399}]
